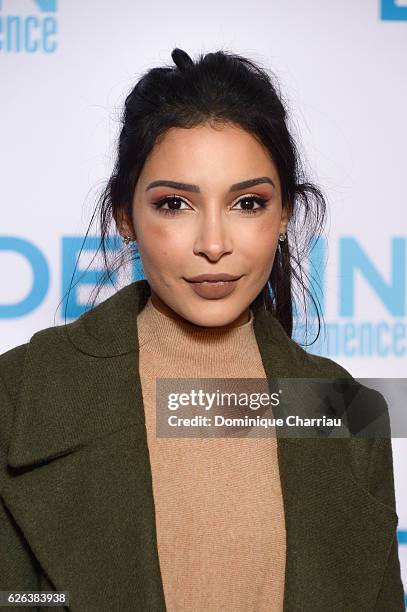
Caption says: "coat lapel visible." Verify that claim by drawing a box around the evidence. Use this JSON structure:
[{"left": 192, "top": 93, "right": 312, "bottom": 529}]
[{"left": 2, "top": 279, "right": 398, "bottom": 611}]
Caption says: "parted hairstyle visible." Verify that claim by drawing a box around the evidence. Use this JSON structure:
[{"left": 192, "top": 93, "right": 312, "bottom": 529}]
[{"left": 64, "top": 47, "right": 328, "bottom": 345}]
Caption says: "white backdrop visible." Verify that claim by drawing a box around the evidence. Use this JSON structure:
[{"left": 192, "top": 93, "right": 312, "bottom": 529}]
[{"left": 1, "top": 0, "right": 406, "bottom": 603}]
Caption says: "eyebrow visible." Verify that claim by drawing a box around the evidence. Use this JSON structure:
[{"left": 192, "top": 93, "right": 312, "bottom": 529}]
[{"left": 145, "top": 176, "right": 276, "bottom": 193}]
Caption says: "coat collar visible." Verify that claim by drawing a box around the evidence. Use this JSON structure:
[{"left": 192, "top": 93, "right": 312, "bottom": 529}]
[
  {"left": 45, "top": 276, "right": 305, "bottom": 361},
  {"left": 2, "top": 279, "right": 399, "bottom": 611}
]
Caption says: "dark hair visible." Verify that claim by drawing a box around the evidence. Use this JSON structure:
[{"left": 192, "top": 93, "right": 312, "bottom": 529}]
[{"left": 63, "top": 47, "right": 327, "bottom": 345}]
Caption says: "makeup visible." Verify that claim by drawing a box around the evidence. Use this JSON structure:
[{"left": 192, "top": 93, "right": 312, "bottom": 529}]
[{"left": 185, "top": 278, "right": 240, "bottom": 299}]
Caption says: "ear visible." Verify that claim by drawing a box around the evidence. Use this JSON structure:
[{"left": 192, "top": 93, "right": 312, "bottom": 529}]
[
  {"left": 115, "top": 208, "right": 136, "bottom": 241},
  {"left": 280, "top": 202, "right": 291, "bottom": 233}
]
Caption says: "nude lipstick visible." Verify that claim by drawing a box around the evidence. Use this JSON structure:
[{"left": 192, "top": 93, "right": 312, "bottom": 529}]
[{"left": 184, "top": 273, "right": 242, "bottom": 299}]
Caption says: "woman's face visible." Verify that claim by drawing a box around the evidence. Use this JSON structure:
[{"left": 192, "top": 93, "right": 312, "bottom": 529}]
[{"left": 122, "top": 122, "right": 289, "bottom": 329}]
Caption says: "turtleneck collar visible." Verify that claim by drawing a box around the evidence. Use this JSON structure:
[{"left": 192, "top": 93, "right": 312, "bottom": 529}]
[{"left": 136, "top": 296, "right": 255, "bottom": 362}]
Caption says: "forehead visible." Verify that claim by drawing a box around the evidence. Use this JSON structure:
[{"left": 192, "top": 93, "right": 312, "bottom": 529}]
[{"left": 140, "top": 123, "right": 279, "bottom": 186}]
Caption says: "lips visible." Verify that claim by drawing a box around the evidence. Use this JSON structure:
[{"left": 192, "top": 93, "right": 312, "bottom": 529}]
[
  {"left": 185, "top": 276, "right": 241, "bottom": 299},
  {"left": 185, "top": 273, "right": 242, "bottom": 283},
  {"left": 194, "top": 280, "right": 228, "bottom": 283}
]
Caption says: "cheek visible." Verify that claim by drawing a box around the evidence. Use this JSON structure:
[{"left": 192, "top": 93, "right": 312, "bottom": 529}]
[
  {"left": 139, "top": 224, "right": 188, "bottom": 264},
  {"left": 239, "top": 222, "right": 279, "bottom": 262}
]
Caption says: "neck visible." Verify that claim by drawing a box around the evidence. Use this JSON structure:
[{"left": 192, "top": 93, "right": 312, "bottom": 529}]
[{"left": 150, "top": 290, "right": 251, "bottom": 330}]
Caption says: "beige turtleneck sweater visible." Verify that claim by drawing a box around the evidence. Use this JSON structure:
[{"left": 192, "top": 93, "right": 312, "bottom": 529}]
[{"left": 136, "top": 296, "right": 286, "bottom": 611}]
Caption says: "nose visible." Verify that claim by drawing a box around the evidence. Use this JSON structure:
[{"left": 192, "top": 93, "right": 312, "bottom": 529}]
[{"left": 192, "top": 208, "right": 233, "bottom": 261}]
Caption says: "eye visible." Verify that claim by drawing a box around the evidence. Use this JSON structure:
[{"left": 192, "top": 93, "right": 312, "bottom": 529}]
[
  {"left": 232, "top": 195, "right": 268, "bottom": 215},
  {"left": 152, "top": 194, "right": 269, "bottom": 217},
  {"left": 152, "top": 195, "right": 191, "bottom": 216}
]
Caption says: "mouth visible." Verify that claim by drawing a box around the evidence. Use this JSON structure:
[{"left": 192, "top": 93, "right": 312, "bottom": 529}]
[
  {"left": 183, "top": 276, "right": 242, "bottom": 299},
  {"left": 188, "top": 280, "right": 235, "bottom": 285},
  {"left": 184, "top": 274, "right": 243, "bottom": 283}
]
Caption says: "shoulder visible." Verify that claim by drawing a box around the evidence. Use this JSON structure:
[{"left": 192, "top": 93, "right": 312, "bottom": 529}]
[
  {"left": 305, "top": 352, "right": 354, "bottom": 379},
  {"left": 288, "top": 341, "right": 394, "bottom": 447},
  {"left": 298, "top": 351, "right": 397, "bottom": 509},
  {"left": 0, "top": 317, "right": 82, "bottom": 376},
  {"left": 0, "top": 342, "right": 30, "bottom": 405},
  {"left": 289, "top": 337, "right": 355, "bottom": 380},
  {"left": 0, "top": 343, "right": 29, "bottom": 487},
  {"left": 0, "top": 319, "right": 81, "bottom": 402},
  {"left": 289, "top": 349, "right": 399, "bottom": 521},
  {"left": 0, "top": 325, "right": 67, "bottom": 446},
  {"left": 0, "top": 322, "right": 67, "bottom": 384}
]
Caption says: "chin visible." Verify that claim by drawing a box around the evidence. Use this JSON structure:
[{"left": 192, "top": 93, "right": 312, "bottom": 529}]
[
  {"left": 194, "top": 317, "right": 231, "bottom": 328},
  {"left": 180, "top": 306, "right": 243, "bottom": 329}
]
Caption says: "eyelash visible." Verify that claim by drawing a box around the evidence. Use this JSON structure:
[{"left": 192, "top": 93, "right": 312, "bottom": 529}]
[{"left": 152, "top": 195, "right": 269, "bottom": 216}]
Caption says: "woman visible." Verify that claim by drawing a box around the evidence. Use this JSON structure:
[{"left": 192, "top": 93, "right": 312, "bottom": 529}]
[{"left": 0, "top": 48, "right": 404, "bottom": 612}]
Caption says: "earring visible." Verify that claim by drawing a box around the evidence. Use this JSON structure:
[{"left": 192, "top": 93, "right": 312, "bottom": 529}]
[
  {"left": 122, "top": 235, "right": 134, "bottom": 245},
  {"left": 278, "top": 232, "right": 287, "bottom": 242}
]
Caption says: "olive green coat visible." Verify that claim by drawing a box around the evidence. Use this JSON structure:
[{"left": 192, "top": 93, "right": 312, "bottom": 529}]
[{"left": 0, "top": 279, "right": 404, "bottom": 611}]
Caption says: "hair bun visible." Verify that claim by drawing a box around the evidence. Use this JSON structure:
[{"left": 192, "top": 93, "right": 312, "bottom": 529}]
[{"left": 171, "top": 47, "right": 194, "bottom": 71}]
